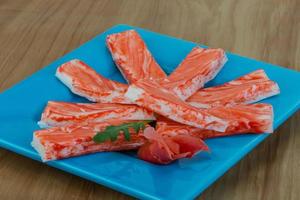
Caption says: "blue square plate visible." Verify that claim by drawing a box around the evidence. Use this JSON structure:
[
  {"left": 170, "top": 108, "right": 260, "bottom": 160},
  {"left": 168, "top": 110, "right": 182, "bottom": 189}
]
[{"left": 0, "top": 25, "right": 300, "bottom": 200}]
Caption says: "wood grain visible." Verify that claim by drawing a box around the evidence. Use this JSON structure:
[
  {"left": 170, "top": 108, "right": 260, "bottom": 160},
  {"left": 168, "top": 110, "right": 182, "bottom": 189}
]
[{"left": 0, "top": 0, "right": 299, "bottom": 199}]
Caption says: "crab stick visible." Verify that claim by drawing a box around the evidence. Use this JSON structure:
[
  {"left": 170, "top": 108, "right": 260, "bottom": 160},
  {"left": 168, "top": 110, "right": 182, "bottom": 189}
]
[
  {"left": 32, "top": 120, "right": 145, "bottom": 162},
  {"left": 38, "top": 101, "right": 155, "bottom": 128},
  {"left": 162, "top": 47, "right": 227, "bottom": 100},
  {"left": 56, "top": 59, "right": 130, "bottom": 104},
  {"left": 187, "top": 69, "right": 280, "bottom": 108},
  {"left": 106, "top": 30, "right": 167, "bottom": 83}
]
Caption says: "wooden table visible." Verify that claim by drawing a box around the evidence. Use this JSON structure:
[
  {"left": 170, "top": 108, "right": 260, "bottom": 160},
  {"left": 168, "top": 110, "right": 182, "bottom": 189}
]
[{"left": 0, "top": 0, "right": 299, "bottom": 199}]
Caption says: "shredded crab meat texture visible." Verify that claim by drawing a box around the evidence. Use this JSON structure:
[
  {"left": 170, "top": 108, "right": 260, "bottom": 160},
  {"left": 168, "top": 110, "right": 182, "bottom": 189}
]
[
  {"left": 157, "top": 103, "right": 274, "bottom": 138},
  {"left": 107, "top": 31, "right": 228, "bottom": 100},
  {"left": 126, "top": 79, "right": 226, "bottom": 131},
  {"left": 187, "top": 69, "right": 280, "bottom": 108},
  {"left": 162, "top": 47, "right": 228, "bottom": 100},
  {"left": 33, "top": 29, "right": 280, "bottom": 164},
  {"left": 54, "top": 61, "right": 276, "bottom": 135},
  {"left": 55, "top": 59, "right": 278, "bottom": 135},
  {"left": 106, "top": 29, "right": 167, "bottom": 83},
  {"left": 55, "top": 59, "right": 130, "bottom": 104},
  {"left": 38, "top": 101, "right": 155, "bottom": 128},
  {"left": 56, "top": 42, "right": 228, "bottom": 103},
  {"left": 125, "top": 79, "right": 274, "bottom": 133},
  {"left": 32, "top": 120, "right": 145, "bottom": 161}
]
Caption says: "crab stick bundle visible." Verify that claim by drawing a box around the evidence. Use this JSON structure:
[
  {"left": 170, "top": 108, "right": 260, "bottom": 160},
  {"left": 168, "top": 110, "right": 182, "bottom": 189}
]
[
  {"left": 107, "top": 31, "right": 227, "bottom": 100},
  {"left": 125, "top": 79, "right": 274, "bottom": 133},
  {"left": 56, "top": 46, "right": 227, "bottom": 104},
  {"left": 106, "top": 30, "right": 167, "bottom": 83},
  {"left": 56, "top": 59, "right": 130, "bottom": 104},
  {"left": 162, "top": 47, "right": 227, "bottom": 100},
  {"left": 125, "top": 79, "right": 227, "bottom": 131},
  {"left": 187, "top": 69, "right": 280, "bottom": 108},
  {"left": 38, "top": 101, "right": 155, "bottom": 128},
  {"left": 32, "top": 120, "right": 145, "bottom": 162}
]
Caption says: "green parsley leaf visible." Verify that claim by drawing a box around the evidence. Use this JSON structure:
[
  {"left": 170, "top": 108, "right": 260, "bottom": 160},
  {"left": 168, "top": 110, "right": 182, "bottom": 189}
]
[{"left": 93, "top": 120, "right": 154, "bottom": 143}]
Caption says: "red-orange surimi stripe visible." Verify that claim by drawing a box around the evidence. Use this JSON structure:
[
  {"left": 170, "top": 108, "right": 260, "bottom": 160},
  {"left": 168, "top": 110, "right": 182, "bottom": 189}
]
[
  {"left": 57, "top": 46, "right": 227, "bottom": 103},
  {"left": 155, "top": 70, "right": 279, "bottom": 138},
  {"left": 38, "top": 101, "right": 155, "bottom": 128},
  {"left": 125, "top": 79, "right": 228, "bottom": 132},
  {"left": 54, "top": 61, "right": 276, "bottom": 135},
  {"left": 125, "top": 79, "right": 274, "bottom": 133},
  {"left": 162, "top": 47, "right": 227, "bottom": 100},
  {"left": 156, "top": 103, "right": 273, "bottom": 138},
  {"left": 56, "top": 59, "right": 130, "bottom": 104},
  {"left": 34, "top": 31, "right": 280, "bottom": 163},
  {"left": 187, "top": 69, "right": 280, "bottom": 108},
  {"left": 107, "top": 31, "right": 227, "bottom": 100},
  {"left": 32, "top": 120, "right": 146, "bottom": 161},
  {"left": 106, "top": 30, "right": 167, "bottom": 83}
]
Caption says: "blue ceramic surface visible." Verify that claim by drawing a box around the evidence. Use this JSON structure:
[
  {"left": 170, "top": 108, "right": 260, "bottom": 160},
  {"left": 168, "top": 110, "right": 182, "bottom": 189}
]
[{"left": 0, "top": 25, "right": 300, "bottom": 200}]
